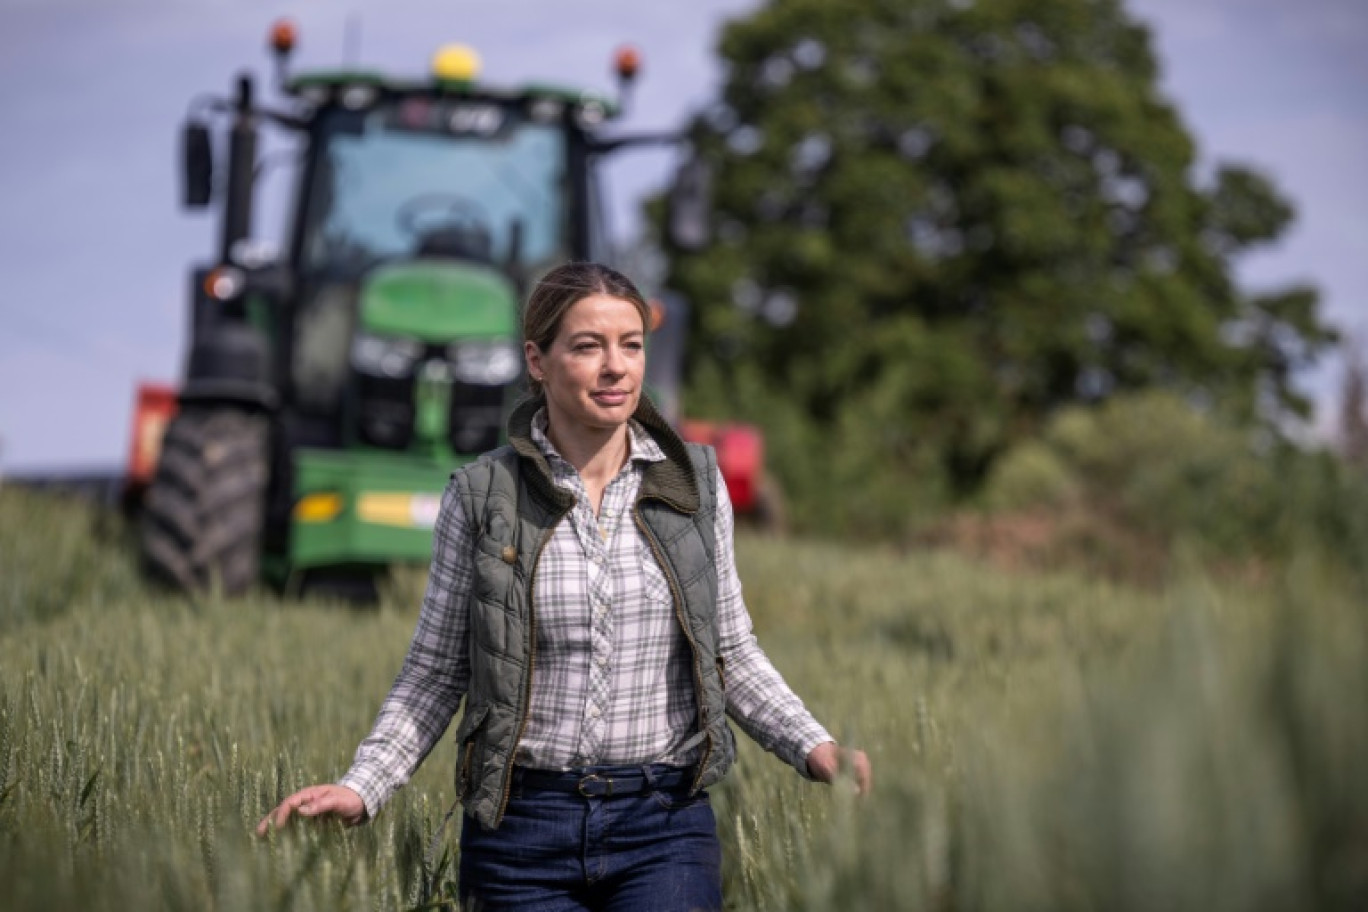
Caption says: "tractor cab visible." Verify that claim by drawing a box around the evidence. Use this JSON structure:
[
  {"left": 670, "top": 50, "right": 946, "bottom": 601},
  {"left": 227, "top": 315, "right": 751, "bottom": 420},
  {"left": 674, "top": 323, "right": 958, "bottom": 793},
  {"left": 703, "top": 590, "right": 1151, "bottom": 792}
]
[{"left": 283, "top": 77, "right": 573, "bottom": 458}]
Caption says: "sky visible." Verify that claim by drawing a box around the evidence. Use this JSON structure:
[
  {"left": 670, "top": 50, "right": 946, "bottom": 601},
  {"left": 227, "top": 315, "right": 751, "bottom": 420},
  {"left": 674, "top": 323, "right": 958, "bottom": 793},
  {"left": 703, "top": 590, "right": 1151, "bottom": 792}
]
[{"left": 0, "top": 0, "right": 1364, "bottom": 472}]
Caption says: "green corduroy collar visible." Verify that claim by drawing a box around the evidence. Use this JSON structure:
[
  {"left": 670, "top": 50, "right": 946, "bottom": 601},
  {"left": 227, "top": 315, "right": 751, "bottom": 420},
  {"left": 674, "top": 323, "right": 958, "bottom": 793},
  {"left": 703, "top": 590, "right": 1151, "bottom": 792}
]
[{"left": 506, "top": 394, "right": 700, "bottom": 514}]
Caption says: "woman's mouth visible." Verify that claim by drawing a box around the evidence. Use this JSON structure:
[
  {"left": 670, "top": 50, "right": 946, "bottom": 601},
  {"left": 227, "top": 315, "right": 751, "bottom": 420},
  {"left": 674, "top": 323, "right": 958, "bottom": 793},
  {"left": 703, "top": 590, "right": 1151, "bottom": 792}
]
[{"left": 590, "top": 389, "right": 631, "bottom": 406}]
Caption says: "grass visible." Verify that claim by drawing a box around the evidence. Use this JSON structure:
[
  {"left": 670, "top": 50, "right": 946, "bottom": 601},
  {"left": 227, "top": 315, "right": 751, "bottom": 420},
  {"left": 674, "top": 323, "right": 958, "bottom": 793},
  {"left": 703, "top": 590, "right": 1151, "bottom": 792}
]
[{"left": 1, "top": 485, "right": 1365, "bottom": 909}]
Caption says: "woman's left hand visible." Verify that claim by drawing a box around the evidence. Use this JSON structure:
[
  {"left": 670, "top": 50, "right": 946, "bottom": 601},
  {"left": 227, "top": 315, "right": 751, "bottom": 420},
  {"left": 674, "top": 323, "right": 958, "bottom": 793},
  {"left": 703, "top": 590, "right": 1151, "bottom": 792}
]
[{"left": 806, "top": 741, "right": 872, "bottom": 795}]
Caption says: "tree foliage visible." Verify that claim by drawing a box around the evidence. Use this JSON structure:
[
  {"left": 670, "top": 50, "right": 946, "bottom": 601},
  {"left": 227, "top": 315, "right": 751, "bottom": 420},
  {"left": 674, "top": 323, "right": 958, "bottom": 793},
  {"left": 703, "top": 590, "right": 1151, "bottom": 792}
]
[{"left": 660, "top": 0, "right": 1335, "bottom": 532}]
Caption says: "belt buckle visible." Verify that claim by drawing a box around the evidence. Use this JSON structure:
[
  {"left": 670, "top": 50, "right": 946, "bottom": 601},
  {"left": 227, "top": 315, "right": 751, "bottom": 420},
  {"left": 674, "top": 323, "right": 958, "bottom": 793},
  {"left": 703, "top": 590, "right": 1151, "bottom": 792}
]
[{"left": 577, "top": 774, "right": 614, "bottom": 797}]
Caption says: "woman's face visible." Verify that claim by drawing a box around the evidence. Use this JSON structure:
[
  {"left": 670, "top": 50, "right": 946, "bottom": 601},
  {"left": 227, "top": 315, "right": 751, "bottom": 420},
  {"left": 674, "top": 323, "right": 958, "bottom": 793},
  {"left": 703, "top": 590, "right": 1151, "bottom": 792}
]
[{"left": 526, "top": 293, "right": 646, "bottom": 435}]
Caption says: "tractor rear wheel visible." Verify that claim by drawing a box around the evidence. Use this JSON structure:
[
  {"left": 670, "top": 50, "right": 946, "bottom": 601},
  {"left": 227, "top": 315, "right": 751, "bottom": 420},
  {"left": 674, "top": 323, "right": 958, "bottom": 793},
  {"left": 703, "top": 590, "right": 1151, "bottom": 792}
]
[{"left": 140, "top": 407, "right": 269, "bottom": 596}]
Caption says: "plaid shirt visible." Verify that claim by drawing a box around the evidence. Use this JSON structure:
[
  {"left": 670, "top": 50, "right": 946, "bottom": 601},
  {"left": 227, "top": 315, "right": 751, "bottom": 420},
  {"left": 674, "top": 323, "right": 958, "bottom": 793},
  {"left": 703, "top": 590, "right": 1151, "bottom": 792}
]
[{"left": 339, "top": 411, "right": 833, "bottom": 818}]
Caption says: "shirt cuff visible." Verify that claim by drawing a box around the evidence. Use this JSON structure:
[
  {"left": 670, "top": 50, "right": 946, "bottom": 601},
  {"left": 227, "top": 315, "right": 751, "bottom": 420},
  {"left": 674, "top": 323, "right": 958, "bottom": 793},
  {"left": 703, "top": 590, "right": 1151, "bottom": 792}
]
[{"left": 336, "top": 765, "right": 395, "bottom": 821}]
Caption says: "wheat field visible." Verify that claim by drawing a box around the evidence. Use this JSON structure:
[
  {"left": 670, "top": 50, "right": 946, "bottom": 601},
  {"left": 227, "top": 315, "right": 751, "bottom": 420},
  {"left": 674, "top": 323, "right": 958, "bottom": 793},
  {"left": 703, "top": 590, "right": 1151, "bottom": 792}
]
[{"left": 1, "top": 486, "right": 1364, "bottom": 910}]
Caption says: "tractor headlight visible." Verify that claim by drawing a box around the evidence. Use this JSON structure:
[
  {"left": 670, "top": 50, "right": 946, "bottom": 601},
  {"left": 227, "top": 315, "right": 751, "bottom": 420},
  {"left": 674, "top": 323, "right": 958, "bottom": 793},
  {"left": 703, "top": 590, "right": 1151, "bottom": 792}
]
[
  {"left": 447, "top": 340, "right": 521, "bottom": 385},
  {"left": 352, "top": 332, "right": 424, "bottom": 378}
]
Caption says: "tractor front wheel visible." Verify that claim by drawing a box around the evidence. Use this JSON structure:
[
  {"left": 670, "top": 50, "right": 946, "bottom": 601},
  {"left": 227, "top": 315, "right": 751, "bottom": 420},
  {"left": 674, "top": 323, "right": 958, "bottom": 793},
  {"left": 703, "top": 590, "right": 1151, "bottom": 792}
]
[{"left": 140, "top": 407, "right": 269, "bottom": 596}]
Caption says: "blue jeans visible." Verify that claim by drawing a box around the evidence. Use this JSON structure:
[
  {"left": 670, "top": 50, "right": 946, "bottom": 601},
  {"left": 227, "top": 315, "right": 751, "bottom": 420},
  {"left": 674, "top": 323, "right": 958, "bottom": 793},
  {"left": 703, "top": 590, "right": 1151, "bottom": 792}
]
[{"left": 458, "top": 765, "right": 722, "bottom": 911}]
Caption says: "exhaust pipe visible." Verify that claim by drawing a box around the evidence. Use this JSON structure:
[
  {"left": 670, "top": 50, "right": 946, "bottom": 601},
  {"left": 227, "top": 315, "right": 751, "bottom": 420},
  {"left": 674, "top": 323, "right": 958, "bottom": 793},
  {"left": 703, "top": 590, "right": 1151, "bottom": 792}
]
[{"left": 219, "top": 73, "right": 258, "bottom": 264}]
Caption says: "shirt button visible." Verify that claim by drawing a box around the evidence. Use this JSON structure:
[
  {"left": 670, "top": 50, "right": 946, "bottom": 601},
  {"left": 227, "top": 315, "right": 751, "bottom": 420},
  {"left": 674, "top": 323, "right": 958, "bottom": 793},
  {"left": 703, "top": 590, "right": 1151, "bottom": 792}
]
[{"left": 588, "top": 707, "right": 601, "bottom": 719}]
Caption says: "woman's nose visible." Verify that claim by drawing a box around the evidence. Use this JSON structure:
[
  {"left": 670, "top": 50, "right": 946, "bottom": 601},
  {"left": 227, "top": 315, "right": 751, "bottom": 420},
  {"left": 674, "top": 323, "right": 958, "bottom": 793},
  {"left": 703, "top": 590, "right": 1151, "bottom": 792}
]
[{"left": 602, "top": 344, "right": 627, "bottom": 375}]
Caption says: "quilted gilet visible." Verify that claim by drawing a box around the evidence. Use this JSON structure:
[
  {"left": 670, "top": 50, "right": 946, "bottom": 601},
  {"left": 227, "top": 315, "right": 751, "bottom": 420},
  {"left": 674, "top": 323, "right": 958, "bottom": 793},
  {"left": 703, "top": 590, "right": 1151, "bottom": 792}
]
[{"left": 449, "top": 394, "right": 736, "bottom": 829}]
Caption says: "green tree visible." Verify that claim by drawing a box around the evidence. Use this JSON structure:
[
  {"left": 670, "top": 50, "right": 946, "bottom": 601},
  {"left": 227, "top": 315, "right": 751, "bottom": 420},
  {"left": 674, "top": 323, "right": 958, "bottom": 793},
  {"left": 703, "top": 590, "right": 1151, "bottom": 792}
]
[{"left": 661, "top": 0, "right": 1334, "bottom": 533}]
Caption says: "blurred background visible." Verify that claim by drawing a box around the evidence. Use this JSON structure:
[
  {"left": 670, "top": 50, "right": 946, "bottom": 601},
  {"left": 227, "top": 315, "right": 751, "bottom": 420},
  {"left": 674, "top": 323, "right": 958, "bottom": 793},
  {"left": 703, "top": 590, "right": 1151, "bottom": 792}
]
[
  {"left": 3, "top": 0, "right": 1368, "bottom": 572},
  {"left": 1, "top": 0, "right": 1365, "bottom": 474}
]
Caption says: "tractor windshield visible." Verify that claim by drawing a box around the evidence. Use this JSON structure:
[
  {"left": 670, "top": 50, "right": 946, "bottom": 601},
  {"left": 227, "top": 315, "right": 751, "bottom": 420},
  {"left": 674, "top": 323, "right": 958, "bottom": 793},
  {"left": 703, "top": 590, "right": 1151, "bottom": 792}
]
[{"left": 300, "top": 99, "right": 568, "bottom": 276}]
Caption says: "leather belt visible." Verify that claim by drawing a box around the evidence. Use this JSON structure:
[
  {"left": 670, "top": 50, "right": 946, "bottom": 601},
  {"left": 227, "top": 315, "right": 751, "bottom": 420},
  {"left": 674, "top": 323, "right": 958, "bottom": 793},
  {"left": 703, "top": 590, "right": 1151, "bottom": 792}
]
[{"left": 513, "top": 765, "right": 692, "bottom": 798}]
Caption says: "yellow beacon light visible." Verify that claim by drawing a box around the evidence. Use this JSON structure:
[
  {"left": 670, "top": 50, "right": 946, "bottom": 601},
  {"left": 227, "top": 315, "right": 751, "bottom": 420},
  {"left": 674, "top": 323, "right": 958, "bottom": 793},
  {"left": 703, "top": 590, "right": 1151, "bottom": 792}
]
[{"left": 432, "top": 44, "right": 481, "bottom": 83}]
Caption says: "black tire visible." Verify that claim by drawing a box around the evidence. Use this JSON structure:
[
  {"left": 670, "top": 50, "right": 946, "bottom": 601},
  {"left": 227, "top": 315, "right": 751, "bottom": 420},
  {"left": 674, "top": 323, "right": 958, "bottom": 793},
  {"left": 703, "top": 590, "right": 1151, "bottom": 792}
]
[{"left": 140, "top": 407, "right": 269, "bottom": 596}]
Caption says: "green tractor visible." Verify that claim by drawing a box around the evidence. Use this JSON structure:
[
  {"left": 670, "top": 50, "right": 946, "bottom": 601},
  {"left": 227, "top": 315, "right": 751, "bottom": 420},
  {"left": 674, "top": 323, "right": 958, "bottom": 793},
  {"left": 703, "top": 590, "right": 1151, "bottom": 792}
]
[{"left": 138, "top": 24, "right": 712, "bottom": 598}]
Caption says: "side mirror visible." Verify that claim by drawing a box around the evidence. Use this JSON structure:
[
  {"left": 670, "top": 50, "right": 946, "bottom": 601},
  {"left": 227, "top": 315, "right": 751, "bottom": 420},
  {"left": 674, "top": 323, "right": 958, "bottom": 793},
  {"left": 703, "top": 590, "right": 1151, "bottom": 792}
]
[
  {"left": 182, "top": 120, "right": 213, "bottom": 209},
  {"left": 504, "top": 216, "right": 526, "bottom": 292},
  {"left": 667, "top": 157, "right": 712, "bottom": 252}
]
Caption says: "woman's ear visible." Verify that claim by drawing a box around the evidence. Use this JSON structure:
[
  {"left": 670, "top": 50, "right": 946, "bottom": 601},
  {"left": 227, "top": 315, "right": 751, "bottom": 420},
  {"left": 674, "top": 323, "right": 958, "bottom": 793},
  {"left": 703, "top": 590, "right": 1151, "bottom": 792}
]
[{"left": 524, "top": 340, "right": 543, "bottom": 382}]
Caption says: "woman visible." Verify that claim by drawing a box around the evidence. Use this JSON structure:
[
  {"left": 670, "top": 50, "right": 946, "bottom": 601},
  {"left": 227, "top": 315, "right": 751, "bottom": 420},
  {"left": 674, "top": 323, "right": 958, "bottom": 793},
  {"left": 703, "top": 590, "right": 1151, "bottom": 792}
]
[{"left": 260, "top": 262, "right": 871, "bottom": 910}]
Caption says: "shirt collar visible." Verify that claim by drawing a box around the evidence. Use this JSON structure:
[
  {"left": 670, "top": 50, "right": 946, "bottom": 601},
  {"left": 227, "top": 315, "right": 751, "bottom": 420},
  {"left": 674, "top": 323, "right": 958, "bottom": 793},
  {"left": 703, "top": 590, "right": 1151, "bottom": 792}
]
[{"left": 529, "top": 407, "right": 667, "bottom": 472}]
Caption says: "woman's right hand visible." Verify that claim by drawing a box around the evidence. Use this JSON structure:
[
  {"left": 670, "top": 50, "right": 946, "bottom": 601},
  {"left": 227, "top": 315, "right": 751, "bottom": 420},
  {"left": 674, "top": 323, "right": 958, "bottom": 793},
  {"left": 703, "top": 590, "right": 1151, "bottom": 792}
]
[
  {"left": 806, "top": 741, "right": 873, "bottom": 796},
  {"left": 256, "top": 784, "right": 366, "bottom": 836}
]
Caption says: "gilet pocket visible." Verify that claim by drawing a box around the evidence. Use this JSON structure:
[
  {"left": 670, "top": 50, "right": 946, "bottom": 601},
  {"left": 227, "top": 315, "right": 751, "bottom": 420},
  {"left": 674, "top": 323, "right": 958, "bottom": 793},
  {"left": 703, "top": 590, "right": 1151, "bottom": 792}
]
[{"left": 453, "top": 703, "right": 491, "bottom": 800}]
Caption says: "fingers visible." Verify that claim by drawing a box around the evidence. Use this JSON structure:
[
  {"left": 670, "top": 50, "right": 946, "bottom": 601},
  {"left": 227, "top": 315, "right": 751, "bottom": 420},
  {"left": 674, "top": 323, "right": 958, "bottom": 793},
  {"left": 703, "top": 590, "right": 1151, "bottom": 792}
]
[
  {"left": 834, "top": 746, "right": 873, "bottom": 795},
  {"left": 256, "top": 791, "right": 297, "bottom": 837},
  {"left": 848, "top": 750, "right": 873, "bottom": 796},
  {"left": 295, "top": 787, "right": 331, "bottom": 818},
  {"left": 807, "top": 743, "right": 873, "bottom": 795},
  {"left": 255, "top": 787, "right": 322, "bottom": 837},
  {"left": 805, "top": 741, "right": 874, "bottom": 794},
  {"left": 256, "top": 803, "right": 285, "bottom": 837}
]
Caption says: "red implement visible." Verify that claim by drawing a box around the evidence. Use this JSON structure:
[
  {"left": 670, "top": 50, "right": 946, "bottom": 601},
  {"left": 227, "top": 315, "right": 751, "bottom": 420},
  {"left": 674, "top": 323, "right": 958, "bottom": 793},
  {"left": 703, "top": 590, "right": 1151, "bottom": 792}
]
[
  {"left": 678, "top": 420, "right": 763, "bottom": 514},
  {"left": 125, "top": 383, "right": 179, "bottom": 494}
]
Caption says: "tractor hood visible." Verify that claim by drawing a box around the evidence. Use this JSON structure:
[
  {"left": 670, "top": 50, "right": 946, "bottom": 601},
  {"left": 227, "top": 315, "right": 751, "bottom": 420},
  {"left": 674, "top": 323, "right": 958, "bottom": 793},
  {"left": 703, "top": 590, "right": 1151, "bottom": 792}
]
[{"left": 358, "top": 261, "right": 519, "bottom": 342}]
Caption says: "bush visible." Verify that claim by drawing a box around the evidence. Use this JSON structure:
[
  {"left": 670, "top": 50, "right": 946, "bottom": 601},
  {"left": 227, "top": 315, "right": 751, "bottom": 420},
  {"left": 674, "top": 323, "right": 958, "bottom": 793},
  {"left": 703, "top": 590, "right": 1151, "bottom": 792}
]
[
  {"left": 688, "top": 358, "right": 951, "bottom": 539},
  {"left": 981, "top": 441, "right": 1079, "bottom": 513},
  {"left": 979, "top": 392, "right": 1368, "bottom": 569}
]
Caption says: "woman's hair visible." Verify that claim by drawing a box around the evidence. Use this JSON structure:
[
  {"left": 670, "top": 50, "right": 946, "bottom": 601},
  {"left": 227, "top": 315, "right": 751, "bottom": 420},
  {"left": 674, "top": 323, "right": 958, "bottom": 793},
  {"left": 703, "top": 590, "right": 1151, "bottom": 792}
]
[{"left": 523, "top": 262, "right": 651, "bottom": 396}]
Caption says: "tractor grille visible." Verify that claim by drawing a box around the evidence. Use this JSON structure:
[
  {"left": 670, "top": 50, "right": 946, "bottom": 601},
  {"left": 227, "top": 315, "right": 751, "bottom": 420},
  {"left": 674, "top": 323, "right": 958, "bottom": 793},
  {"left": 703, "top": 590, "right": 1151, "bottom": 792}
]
[
  {"left": 356, "top": 374, "right": 415, "bottom": 450},
  {"left": 449, "top": 382, "right": 505, "bottom": 454},
  {"left": 353, "top": 357, "right": 511, "bottom": 454}
]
